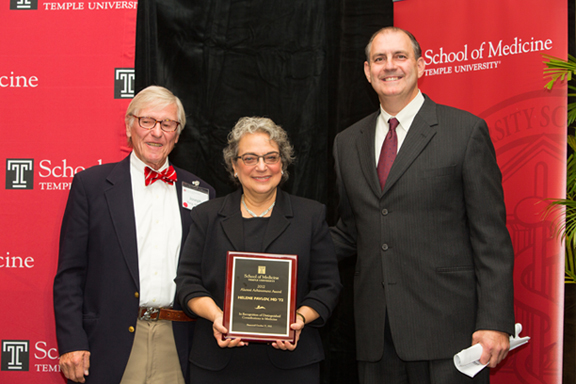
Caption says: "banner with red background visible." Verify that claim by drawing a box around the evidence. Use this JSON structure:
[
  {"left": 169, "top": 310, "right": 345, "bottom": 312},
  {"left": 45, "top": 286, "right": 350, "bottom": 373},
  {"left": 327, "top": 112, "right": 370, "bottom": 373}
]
[
  {"left": 1, "top": 0, "right": 136, "bottom": 382},
  {"left": 395, "top": 1, "right": 567, "bottom": 383}
]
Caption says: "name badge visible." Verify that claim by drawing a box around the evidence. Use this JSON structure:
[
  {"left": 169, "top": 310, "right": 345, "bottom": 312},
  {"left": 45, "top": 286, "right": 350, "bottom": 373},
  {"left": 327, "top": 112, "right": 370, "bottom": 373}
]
[{"left": 182, "top": 181, "right": 210, "bottom": 210}]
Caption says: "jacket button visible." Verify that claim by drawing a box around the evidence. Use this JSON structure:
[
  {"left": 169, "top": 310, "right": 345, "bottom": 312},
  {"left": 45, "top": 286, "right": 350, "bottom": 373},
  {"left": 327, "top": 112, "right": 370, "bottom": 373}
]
[
  {"left": 128, "top": 326, "right": 135, "bottom": 333},
  {"left": 382, "top": 244, "right": 389, "bottom": 251},
  {"left": 381, "top": 209, "right": 388, "bottom": 215},
  {"left": 134, "top": 292, "right": 139, "bottom": 298}
]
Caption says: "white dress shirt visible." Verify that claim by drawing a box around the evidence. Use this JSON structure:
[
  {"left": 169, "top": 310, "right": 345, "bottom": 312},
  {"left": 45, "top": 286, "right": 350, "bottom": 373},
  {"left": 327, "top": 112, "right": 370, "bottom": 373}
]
[{"left": 130, "top": 152, "right": 182, "bottom": 308}]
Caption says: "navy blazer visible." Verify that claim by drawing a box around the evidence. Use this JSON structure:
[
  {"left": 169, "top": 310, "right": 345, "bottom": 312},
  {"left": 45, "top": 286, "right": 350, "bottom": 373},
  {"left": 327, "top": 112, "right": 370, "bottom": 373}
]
[
  {"left": 331, "top": 96, "right": 515, "bottom": 362},
  {"left": 176, "top": 188, "right": 342, "bottom": 371},
  {"left": 53, "top": 155, "right": 215, "bottom": 384}
]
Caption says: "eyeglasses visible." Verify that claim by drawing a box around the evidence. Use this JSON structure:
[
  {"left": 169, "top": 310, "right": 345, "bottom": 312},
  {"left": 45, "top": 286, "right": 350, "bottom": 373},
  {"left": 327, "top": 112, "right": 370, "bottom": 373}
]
[
  {"left": 236, "top": 152, "right": 281, "bottom": 166},
  {"left": 132, "top": 115, "right": 181, "bottom": 132}
]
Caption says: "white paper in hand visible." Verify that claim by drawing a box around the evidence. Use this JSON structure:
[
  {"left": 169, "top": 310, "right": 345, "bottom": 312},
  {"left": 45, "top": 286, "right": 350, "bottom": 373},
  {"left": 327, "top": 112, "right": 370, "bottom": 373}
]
[{"left": 453, "top": 323, "right": 530, "bottom": 378}]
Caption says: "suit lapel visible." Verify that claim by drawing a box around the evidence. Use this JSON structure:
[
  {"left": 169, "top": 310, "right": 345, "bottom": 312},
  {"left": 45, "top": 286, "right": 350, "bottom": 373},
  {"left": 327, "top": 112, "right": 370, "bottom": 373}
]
[
  {"left": 173, "top": 167, "right": 188, "bottom": 250},
  {"left": 262, "top": 189, "right": 291, "bottom": 251},
  {"left": 219, "top": 188, "right": 292, "bottom": 252},
  {"left": 220, "top": 190, "right": 245, "bottom": 250},
  {"left": 355, "top": 112, "right": 383, "bottom": 198},
  {"left": 382, "top": 97, "right": 438, "bottom": 195},
  {"left": 104, "top": 156, "right": 139, "bottom": 287}
]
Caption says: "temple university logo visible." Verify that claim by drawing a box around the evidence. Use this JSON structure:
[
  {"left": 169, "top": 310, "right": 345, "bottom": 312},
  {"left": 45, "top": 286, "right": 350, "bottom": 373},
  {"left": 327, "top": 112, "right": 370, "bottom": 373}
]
[
  {"left": 10, "top": 0, "right": 37, "bottom": 10},
  {"left": 1, "top": 340, "right": 29, "bottom": 371},
  {"left": 6, "top": 159, "right": 34, "bottom": 189},
  {"left": 115, "top": 68, "right": 135, "bottom": 99}
]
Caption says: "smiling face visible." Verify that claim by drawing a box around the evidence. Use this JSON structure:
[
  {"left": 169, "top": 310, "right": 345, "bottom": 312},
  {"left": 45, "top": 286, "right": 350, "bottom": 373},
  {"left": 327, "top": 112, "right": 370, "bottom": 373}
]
[
  {"left": 232, "top": 132, "right": 283, "bottom": 200},
  {"left": 126, "top": 103, "right": 180, "bottom": 170},
  {"left": 364, "top": 29, "right": 425, "bottom": 114}
]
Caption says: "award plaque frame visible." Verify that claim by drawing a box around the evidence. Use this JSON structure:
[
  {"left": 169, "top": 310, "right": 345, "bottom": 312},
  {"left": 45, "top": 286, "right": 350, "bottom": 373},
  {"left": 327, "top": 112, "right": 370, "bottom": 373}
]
[{"left": 222, "top": 251, "right": 298, "bottom": 343}]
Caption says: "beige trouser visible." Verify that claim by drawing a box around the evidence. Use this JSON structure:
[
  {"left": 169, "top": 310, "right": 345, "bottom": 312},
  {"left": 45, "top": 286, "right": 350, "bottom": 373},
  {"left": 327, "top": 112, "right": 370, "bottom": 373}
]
[{"left": 119, "top": 319, "right": 185, "bottom": 384}]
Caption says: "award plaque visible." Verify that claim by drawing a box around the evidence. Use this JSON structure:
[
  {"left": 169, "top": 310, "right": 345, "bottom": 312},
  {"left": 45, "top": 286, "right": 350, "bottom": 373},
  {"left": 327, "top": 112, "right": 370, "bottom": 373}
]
[{"left": 222, "top": 251, "right": 298, "bottom": 343}]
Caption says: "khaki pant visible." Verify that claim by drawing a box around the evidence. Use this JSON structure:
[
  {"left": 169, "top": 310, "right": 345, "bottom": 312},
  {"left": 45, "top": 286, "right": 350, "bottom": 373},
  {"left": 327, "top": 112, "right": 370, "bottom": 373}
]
[{"left": 120, "top": 319, "right": 185, "bottom": 384}]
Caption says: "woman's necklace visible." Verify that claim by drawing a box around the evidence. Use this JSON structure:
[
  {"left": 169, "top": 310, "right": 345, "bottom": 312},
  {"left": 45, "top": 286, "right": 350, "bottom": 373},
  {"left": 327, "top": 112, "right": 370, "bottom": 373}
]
[{"left": 242, "top": 194, "right": 275, "bottom": 218}]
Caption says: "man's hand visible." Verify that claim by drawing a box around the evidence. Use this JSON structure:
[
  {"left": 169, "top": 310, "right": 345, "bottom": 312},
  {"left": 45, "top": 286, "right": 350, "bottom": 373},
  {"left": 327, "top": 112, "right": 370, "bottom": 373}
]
[
  {"left": 472, "top": 330, "right": 510, "bottom": 368},
  {"left": 59, "top": 350, "right": 90, "bottom": 383}
]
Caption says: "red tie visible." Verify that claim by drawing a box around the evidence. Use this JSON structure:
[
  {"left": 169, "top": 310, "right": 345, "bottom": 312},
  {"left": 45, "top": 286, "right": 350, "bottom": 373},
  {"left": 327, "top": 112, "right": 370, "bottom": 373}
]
[
  {"left": 377, "top": 118, "right": 399, "bottom": 190},
  {"left": 144, "top": 165, "right": 177, "bottom": 186}
]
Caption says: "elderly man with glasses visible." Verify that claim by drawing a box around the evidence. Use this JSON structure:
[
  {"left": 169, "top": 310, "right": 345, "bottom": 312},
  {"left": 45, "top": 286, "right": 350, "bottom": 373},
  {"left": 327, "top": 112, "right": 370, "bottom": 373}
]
[{"left": 53, "top": 85, "right": 215, "bottom": 384}]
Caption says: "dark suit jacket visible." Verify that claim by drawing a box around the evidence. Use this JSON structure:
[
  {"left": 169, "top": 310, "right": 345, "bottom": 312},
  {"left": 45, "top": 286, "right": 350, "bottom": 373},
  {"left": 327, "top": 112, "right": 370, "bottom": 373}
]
[
  {"left": 175, "top": 188, "right": 342, "bottom": 371},
  {"left": 331, "top": 95, "right": 515, "bottom": 362},
  {"left": 53, "top": 155, "right": 215, "bottom": 384}
]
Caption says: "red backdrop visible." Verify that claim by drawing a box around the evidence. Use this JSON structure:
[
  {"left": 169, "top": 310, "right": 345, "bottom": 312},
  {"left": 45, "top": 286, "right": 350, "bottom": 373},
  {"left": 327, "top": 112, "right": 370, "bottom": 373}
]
[
  {"left": 1, "top": 1, "right": 136, "bottom": 382},
  {"left": 395, "top": 1, "right": 567, "bottom": 383}
]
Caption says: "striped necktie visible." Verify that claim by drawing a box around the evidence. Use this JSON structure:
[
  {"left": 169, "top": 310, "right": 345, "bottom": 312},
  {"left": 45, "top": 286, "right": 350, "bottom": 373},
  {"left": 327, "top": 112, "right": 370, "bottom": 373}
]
[{"left": 377, "top": 117, "right": 399, "bottom": 190}]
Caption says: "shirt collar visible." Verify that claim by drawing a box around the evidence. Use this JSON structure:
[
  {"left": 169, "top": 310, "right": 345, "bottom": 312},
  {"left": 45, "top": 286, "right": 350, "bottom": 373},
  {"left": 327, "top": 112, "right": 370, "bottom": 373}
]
[
  {"left": 379, "top": 91, "right": 425, "bottom": 130},
  {"left": 130, "top": 151, "right": 170, "bottom": 177}
]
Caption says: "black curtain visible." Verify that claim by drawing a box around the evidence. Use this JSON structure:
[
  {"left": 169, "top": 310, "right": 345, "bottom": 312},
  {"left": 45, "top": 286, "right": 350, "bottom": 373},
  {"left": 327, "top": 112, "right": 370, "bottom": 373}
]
[
  {"left": 135, "top": 0, "right": 391, "bottom": 202},
  {"left": 135, "top": 1, "right": 390, "bottom": 383}
]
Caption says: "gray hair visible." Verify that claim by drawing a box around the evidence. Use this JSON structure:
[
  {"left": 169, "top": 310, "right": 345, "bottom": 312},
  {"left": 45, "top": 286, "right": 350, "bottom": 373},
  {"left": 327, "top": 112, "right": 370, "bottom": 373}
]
[
  {"left": 223, "top": 117, "right": 295, "bottom": 185},
  {"left": 125, "top": 86, "right": 186, "bottom": 143},
  {"left": 365, "top": 27, "right": 422, "bottom": 62}
]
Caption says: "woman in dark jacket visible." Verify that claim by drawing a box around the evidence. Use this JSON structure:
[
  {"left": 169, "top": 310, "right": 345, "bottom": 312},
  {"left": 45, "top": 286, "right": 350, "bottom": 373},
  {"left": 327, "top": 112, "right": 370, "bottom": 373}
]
[{"left": 176, "top": 116, "right": 342, "bottom": 383}]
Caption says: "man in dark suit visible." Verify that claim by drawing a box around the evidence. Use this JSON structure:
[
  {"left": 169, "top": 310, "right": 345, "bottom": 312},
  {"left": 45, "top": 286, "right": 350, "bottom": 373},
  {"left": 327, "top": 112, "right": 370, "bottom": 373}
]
[
  {"left": 53, "top": 85, "right": 215, "bottom": 383},
  {"left": 331, "top": 27, "right": 515, "bottom": 383}
]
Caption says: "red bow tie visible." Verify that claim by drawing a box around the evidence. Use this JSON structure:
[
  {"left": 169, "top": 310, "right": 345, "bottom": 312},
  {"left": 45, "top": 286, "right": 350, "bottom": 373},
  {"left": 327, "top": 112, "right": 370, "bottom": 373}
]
[{"left": 145, "top": 166, "right": 177, "bottom": 186}]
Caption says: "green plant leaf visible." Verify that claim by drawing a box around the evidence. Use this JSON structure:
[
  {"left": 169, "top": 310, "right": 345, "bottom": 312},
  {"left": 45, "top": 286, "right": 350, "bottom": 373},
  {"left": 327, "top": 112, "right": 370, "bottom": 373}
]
[
  {"left": 542, "top": 53, "right": 575, "bottom": 283},
  {"left": 542, "top": 54, "right": 576, "bottom": 90}
]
